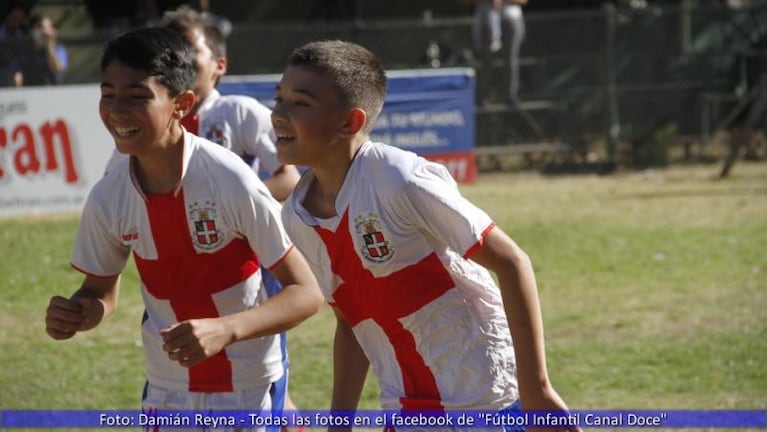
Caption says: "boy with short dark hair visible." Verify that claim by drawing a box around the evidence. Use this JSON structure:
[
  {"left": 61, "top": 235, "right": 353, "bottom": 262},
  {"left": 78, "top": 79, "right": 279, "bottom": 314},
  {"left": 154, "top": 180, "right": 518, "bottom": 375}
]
[
  {"left": 274, "top": 40, "right": 580, "bottom": 432},
  {"left": 44, "top": 27, "right": 323, "bottom": 428}
]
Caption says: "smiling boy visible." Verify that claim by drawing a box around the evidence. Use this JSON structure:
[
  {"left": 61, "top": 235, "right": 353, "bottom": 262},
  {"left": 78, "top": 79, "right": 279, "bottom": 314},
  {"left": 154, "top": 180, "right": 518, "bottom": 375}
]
[
  {"left": 43, "top": 28, "right": 322, "bottom": 429},
  {"left": 274, "top": 40, "right": 580, "bottom": 432}
]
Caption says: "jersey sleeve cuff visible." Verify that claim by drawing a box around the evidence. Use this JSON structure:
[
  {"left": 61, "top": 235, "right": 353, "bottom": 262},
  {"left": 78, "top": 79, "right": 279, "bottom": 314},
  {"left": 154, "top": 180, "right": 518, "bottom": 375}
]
[
  {"left": 70, "top": 263, "right": 121, "bottom": 279},
  {"left": 463, "top": 221, "right": 496, "bottom": 259},
  {"left": 266, "top": 244, "right": 295, "bottom": 271}
]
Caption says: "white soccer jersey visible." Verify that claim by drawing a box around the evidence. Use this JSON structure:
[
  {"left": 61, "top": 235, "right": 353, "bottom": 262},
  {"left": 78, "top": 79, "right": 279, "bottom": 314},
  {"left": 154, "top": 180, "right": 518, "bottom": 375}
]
[
  {"left": 282, "top": 141, "right": 518, "bottom": 411},
  {"left": 182, "top": 89, "right": 282, "bottom": 177},
  {"left": 72, "top": 132, "right": 293, "bottom": 393}
]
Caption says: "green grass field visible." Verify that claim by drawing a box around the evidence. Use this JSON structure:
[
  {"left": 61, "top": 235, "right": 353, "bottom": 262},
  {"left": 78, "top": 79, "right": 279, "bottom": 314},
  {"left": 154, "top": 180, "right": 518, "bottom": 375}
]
[{"left": 1, "top": 162, "right": 765, "bottom": 431}]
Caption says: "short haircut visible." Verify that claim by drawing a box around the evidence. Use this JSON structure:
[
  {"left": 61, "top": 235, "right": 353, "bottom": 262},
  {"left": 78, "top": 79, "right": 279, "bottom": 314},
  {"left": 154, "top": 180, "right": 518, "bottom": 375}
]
[
  {"left": 100, "top": 27, "right": 196, "bottom": 97},
  {"left": 288, "top": 40, "right": 387, "bottom": 134},
  {"left": 162, "top": 5, "right": 226, "bottom": 59}
]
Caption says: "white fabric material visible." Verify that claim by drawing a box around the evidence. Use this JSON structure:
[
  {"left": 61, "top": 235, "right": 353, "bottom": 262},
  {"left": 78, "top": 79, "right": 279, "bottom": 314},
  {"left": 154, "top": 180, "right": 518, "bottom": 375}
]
[
  {"left": 196, "top": 89, "right": 282, "bottom": 176},
  {"left": 282, "top": 141, "right": 518, "bottom": 410},
  {"left": 142, "top": 381, "right": 270, "bottom": 432},
  {"left": 73, "top": 132, "right": 292, "bottom": 392}
]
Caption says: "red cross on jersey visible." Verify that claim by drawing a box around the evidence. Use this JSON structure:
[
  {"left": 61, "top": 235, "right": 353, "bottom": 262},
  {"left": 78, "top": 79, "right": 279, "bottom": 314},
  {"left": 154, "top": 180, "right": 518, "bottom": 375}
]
[
  {"left": 73, "top": 133, "right": 293, "bottom": 393},
  {"left": 282, "top": 141, "right": 519, "bottom": 411},
  {"left": 316, "top": 210, "right": 453, "bottom": 410}
]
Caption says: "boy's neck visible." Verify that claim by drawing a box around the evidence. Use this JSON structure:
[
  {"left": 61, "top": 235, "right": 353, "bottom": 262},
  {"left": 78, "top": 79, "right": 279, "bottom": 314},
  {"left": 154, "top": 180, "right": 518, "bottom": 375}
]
[
  {"left": 303, "top": 137, "right": 367, "bottom": 218},
  {"left": 133, "top": 130, "right": 185, "bottom": 195}
]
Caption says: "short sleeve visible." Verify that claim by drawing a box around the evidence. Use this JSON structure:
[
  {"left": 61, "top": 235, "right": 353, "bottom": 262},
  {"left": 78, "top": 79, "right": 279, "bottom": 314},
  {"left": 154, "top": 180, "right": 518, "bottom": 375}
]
[
  {"left": 395, "top": 161, "right": 494, "bottom": 257},
  {"left": 231, "top": 177, "right": 294, "bottom": 268},
  {"left": 70, "top": 191, "right": 130, "bottom": 277}
]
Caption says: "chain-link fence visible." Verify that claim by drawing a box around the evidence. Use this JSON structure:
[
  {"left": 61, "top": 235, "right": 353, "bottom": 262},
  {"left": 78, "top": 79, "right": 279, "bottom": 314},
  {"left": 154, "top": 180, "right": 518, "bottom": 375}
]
[{"left": 56, "top": 2, "right": 767, "bottom": 167}]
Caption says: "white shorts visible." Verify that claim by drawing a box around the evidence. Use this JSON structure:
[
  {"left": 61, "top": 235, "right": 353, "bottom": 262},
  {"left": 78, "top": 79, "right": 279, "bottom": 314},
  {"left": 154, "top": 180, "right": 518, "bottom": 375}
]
[{"left": 142, "top": 382, "right": 272, "bottom": 432}]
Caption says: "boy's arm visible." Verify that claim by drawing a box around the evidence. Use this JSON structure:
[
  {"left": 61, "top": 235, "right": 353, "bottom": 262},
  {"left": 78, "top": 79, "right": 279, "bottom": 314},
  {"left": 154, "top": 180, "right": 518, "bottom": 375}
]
[
  {"left": 470, "top": 227, "right": 582, "bottom": 431},
  {"left": 235, "top": 246, "right": 324, "bottom": 336},
  {"left": 329, "top": 306, "right": 369, "bottom": 431},
  {"left": 161, "top": 247, "right": 323, "bottom": 367},
  {"left": 45, "top": 274, "right": 121, "bottom": 340}
]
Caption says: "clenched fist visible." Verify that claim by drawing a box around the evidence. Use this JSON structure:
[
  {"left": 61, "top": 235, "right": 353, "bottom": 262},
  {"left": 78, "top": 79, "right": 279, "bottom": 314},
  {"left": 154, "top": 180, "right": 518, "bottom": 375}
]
[{"left": 45, "top": 296, "right": 104, "bottom": 339}]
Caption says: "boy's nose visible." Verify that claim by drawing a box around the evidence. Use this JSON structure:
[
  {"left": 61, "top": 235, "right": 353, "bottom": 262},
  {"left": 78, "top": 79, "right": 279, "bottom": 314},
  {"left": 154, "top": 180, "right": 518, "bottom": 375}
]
[{"left": 270, "top": 107, "right": 285, "bottom": 125}]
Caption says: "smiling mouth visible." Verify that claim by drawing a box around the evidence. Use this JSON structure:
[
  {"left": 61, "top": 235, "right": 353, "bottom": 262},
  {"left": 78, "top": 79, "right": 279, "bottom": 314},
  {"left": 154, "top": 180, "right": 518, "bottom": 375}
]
[
  {"left": 113, "top": 125, "right": 139, "bottom": 137},
  {"left": 275, "top": 133, "right": 296, "bottom": 144}
]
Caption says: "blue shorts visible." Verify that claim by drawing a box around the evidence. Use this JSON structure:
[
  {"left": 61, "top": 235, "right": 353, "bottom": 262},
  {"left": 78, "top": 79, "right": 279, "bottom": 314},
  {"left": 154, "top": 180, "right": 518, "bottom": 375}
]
[
  {"left": 267, "top": 372, "right": 287, "bottom": 432},
  {"left": 262, "top": 266, "right": 290, "bottom": 432},
  {"left": 501, "top": 399, "right": 526, "bottom": 432},
  {"left": 261, "top": 267, "right": 289, "bottom": 368}
]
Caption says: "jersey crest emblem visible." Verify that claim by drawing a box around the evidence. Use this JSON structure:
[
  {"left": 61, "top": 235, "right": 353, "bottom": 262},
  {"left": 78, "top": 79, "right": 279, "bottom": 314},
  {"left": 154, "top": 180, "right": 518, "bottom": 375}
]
[
  {"left": 203, "top": 117, "right": 227, "bottom": 147},
  {"left": 354, "top": 212, "right": 394, "bottom": 263},
  {"left": 189, "top": 201, "right": 224, "bottom": 249}
]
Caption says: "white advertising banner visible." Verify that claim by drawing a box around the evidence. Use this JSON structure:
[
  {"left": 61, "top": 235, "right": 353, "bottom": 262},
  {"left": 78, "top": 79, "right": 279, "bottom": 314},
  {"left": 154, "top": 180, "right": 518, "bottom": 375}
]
[{"left": 0, "top": 85, "right": 113, "bottom": 218}]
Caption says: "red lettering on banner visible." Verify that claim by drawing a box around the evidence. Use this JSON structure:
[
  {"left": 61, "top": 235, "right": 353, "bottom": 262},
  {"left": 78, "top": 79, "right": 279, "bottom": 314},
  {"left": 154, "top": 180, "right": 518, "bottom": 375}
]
[
  {"left": 13, "top": 124, "right": 40, "bottom": 175},
  {"left": 424, "top": 151, "right": 477, "bottom": 184},
  {"left": 0, "top": 119, "right": 79, "bottom": 183},
  {"left": 40, "top": 120, "right": 79, "bottom": 183}
]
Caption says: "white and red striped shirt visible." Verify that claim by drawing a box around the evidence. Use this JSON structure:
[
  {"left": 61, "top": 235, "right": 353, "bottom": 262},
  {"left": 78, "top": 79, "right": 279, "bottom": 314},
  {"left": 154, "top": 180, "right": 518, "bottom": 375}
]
[
  {"left": 282, "top": 141, "right": 518, "bottom": 411},
  {"left": 72, "top": 132, "right": 293, "bottom": 392}
]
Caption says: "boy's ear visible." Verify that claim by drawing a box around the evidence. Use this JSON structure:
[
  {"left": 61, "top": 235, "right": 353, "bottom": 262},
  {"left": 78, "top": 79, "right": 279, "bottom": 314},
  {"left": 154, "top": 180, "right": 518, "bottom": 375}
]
[
  {"left": 342, "top": 108, "right": 367, "bottom": 135},
  {"left": 216, "top": 56, "right": 228, "bottom": 77},
  {"left": 173, "top": 90, "right": 196, "bottom": 119}
]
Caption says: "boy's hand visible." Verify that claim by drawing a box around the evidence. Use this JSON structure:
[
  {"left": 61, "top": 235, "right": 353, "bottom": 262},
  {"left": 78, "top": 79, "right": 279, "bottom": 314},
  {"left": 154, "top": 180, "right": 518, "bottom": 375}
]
[
  {"left": 45, "top": 296, "right": 104, "bottom": 339},
  {"left": 522, "top": 389, "right": 583, "bottom": 432},
  {"left": 160, "top": 319, "right": 232, "bottom": 367}
]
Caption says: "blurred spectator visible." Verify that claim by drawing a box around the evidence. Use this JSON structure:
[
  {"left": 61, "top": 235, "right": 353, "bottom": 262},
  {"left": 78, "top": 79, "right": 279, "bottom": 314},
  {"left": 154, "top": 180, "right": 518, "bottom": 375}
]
[
  {"left": 472, "top": 0, "right": 502, "bottom": 54},
  {"left": 15, "top": 14, "right": 68, "bottom": 85},
  {"left": 720, "top": 0, "right": 767, "bottom": 176},
  {"left": 472, "top": 0, "right": 527, "bottom": 103},
  {"left": 502, "top": 0, "right": 527, "bottom": 102},
  {"left": 0, "top": 0, "right": 30, "bottom": 86}
]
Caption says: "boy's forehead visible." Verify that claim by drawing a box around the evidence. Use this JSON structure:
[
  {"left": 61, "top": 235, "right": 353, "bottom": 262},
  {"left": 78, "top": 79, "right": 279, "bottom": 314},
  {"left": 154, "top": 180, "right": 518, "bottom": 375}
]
[
  {"left": 282, "top": 65, "right": 334, "bottom": 89},
  {"left": 283, "top": 64, "right": 315, "bottom": 78},
  {"left": 103, "top": 59, "right": 149, "bottom": 76},
  {"left": 103, "top": 63, "right": 146, "bottom": 81},
  {"left": 280, "top": 66, "right": 345, "bottom": 105}
]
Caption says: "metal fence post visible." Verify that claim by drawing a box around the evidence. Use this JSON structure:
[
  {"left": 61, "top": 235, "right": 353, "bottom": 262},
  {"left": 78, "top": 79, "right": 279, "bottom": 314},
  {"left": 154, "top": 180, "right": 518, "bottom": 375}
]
[{"left": 604, "top": 3, "right": 620, "bottom": 164}]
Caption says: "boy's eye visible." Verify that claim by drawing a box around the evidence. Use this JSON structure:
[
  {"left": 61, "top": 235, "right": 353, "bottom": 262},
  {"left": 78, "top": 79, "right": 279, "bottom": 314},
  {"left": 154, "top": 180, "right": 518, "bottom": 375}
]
[
  {"left": 99, "top": 92, "right": 151, "bottom": 100},
  {"left": 292, "top": 99, "right": 310, "bottom": 107},
  {"left": 273, "top": 96, "right": 309, "bottom": 107}
]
